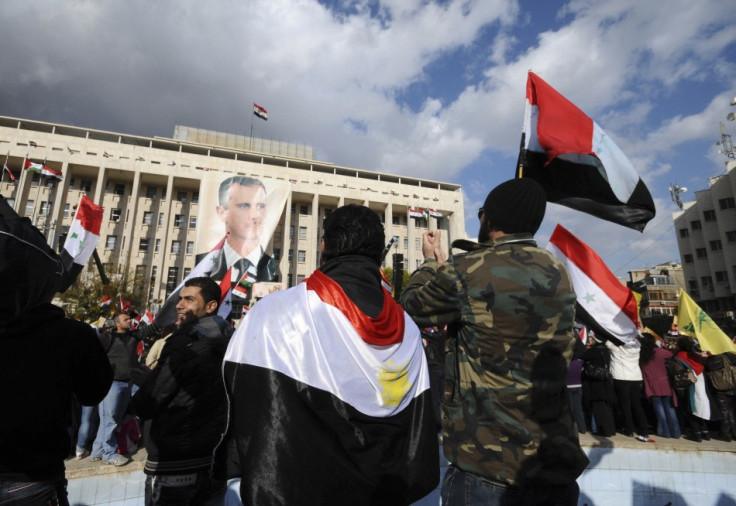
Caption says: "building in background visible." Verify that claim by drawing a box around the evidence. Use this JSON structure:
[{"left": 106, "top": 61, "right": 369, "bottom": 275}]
[
  {"left": 0, "top": 116, "right": 465, "bottom": 313},
  {"left": 627, "top": 262, "right": 684, "bottom": 318},
  {"left": 673, "top": 159, "right": 736, "bottom": 319}
]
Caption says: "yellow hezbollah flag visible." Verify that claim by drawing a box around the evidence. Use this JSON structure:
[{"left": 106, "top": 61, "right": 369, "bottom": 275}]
[{"left": 678, "top": 289, "right": 736, "bottom": 354}]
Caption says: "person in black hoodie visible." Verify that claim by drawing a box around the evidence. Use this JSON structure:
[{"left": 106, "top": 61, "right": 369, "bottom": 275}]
[
  {"left": 132, "top": 276, "right": 232, "bottom": 506},
  {"left": 0, "top": 196, "right": 113, "bottom": 505}
]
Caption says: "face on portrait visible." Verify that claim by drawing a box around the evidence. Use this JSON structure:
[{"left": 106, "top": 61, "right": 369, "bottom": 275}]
[{"left": 216, "top": 183, "right": 267, "bottom": 257}]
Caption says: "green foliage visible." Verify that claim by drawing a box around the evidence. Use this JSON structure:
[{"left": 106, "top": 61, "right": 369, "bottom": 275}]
[
  {"left": 383, "top": 267, "right": 411, "bottom": 301},
  {"left": 55, "top": 260, "right": 146, "bottom": 322}
]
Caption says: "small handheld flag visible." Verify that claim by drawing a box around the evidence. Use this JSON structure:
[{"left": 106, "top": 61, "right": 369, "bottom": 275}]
[{"left": 59, "top": 195, "right": 103, "bottom": 291}]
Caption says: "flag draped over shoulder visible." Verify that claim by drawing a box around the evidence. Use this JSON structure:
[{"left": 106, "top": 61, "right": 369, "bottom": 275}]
[
  {"left": 24, "top": 158, "right": 63, "bottom": 180},
  {"left": 678, "top": 289, "right": 736, "bottom": 354},
  {"left": 60, "top": 195, "right": 103, "bottom": 291},
  {"left": 547, "top": 224, "right": 639, "bottom": 345},
  {"left": 521, "top": 71, "right": 655, "bottom": 231},
  {"left": 222, "top": 270, "right": 439, "bottom": 505}
]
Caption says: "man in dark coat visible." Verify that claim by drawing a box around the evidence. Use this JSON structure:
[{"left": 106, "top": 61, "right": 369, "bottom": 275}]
[{"left": 132, "top": 276, "right": 232, "bottom": 505}]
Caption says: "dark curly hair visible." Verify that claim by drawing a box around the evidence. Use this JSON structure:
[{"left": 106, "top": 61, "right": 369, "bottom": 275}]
[{"left": 321, "top": 204, "right": 385, "bottom": 265}]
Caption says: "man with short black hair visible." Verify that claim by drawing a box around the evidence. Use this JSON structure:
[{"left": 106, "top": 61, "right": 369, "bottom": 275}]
[
  {"left": 220, "top": 204, "right": 439, "bottom": 505},
  {"left": 402, "top": 178, "right": 589, "bottom": 505},
  {"left": 132, "top": 276, "right": 232, "bottom": 505},
  {"left": 90, "top": 311, "right": 138, "bottom": 467}
]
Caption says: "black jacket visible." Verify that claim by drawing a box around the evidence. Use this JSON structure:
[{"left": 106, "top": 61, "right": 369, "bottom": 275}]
[
  {"left": 0, "top": 304, "right": 113, "bottom": 480},
  {"left": 132, "top": 315, "right": 233, "bottom": 475}
]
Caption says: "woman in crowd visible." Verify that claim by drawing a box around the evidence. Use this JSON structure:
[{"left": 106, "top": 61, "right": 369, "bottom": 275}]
[
  {"left": 607, "top": 337, "right": 651, "bottom": 442},
  {"left": 675, "top": 337, "right": 711, "bottom": 442},
  {"left": 582, "top": 335, "right": 616, "bottom": 437},
  {"left": 639, "top": 333, "right": 681, "bottom": 439}
]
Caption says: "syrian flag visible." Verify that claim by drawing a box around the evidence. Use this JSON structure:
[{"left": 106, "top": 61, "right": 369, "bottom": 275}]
[
  {"left": 408, "top": 208, "right": 424, "bottom": 219},
  {"left": 119, "top": 296, "right": 131, "bottom": 313},
  {"left": 24, "top": 158, "right": 63, "bottom": 180},
  {"left": 141, "top": 309, "right": 154, "bottom": 325},
  {"left": 3, "top": 163, "right": 16, "bottom": 182},
  {"left": 222, "top": 269, "right": 439, "bottom": 504},
  {"left": 428, "top": 208, "right": 442, "bottom": 218},
  {"left": 520, "top": 72, "right": 655, "bottom": 231},
  {"left": 100, "top": 296, "right": 112, "bottom": 308},
  {"left": 253, "top": 103, "right": 268, "bottom": 121},
  {"left": 59, "top": 195, "right": 103, "bottom": 291},
  {"left": 546, "top": 224, "right": 639, "bottom": 345}
]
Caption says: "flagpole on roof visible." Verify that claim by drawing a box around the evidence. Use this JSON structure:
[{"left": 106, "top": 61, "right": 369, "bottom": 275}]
[{"left": 249, "top": 102, "right": 255, "bottom": 151}]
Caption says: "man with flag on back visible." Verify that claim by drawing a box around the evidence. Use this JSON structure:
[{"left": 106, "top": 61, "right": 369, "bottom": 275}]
[
  {"left": 219, "top": 204, "right": 438, "bottom": 505},
  {"left": 401, "top": 178, "right": 588, "bottom": 505}
]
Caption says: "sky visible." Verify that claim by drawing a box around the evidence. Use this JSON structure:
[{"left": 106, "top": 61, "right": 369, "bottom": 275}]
[{"left": 2, "top": 0, "right": 735, "bottom": 278}]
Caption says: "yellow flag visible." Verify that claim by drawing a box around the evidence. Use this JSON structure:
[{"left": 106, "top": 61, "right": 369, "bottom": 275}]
[{"left": 678, "top": 289, "right": 736, "bottom": 354}]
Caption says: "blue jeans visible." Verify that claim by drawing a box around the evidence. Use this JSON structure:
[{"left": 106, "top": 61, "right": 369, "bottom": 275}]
[
  {"left": 651, "top": 396, "right": 681, "bottom": 439},
  {"left": 91, "top": 380, "right": 131, "bottom": 460},
  {"left": 76, "top": 404, "right": 99, "bottom": 449},
  {"left": 441, "top": 465, "right": 579, "bottom": 506}
]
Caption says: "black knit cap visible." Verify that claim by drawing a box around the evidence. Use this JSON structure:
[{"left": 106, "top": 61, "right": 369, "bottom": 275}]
[{"left": 482, "top": 178, "right": 547, "bottom": 234}]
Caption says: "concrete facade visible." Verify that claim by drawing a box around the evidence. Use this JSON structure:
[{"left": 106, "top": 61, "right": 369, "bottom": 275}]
[
  {"left": 673, "top": 159, "right": 736, "bottom": 318},
  {"left": 0, "top": 116, "right": 466, "bottom": 312}
]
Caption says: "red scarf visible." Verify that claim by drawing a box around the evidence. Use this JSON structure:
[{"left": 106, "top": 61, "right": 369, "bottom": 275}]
[{"left": 305, "top": 270, "right": 404, "bottom": 346}]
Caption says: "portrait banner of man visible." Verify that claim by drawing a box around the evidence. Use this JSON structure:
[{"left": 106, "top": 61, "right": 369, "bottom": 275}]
[{"left": 155, "top": 175, "right": 288, "bottom": 327}]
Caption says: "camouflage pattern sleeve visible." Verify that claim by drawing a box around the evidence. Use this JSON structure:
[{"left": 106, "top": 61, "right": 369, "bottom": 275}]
[{"left": 401, "top": 258, "right": 463, "bottom": 328}]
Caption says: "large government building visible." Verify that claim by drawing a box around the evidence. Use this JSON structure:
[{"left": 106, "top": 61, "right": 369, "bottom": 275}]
[{"left": 0, "top": 116, "right": 466, "bottom": 313}]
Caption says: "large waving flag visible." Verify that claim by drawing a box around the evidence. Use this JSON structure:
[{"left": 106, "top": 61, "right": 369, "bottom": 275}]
[
  {"left": 60, "top": 195, "right": 103, "bottom": 291},
  {"left": 222, "top": 270, "right": 438, "bottom": 504},
  {"left": 24, "top": 158, "right": 63, "bottom": 180},
  {"left": 547, "top": 224, "right": 639, "bottom": 344},
  {"left": 520, "top": 72, "right": 655, "bottom": 231},
  {"left": 678, "top": 289, "right": 736, "bottom": 354}
]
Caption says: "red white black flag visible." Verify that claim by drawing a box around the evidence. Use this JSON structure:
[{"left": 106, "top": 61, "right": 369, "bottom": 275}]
[{"left": 520, "top": 72, "right": 655, "bottom": 232}]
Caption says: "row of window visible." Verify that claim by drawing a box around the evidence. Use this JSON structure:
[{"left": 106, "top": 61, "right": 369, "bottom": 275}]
[{"left": 687, "top": 270, "right": 732, "bottom": 293}]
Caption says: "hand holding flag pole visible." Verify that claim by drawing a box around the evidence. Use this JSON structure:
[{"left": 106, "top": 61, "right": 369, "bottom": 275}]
[{"left": 519, "top": 71, "right": 655, "bottom": 231}]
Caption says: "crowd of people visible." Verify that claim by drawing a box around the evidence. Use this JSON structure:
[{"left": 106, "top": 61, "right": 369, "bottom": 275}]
[
  {"left": 3, "top": 179, "right": 736, "bottom": 506},
  {"left": 570, "top": 331, "right": 736, "bottom": 443}
]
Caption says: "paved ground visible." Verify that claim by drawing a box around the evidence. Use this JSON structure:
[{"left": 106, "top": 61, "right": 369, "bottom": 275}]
[{"left": 65, "top": 431, "right": 736, "bottom": 480}]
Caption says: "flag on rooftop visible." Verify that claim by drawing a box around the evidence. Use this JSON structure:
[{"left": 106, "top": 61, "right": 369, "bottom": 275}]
[
  {"left": 60, "top": 195, "right": 103, "bottom": 291},
  {"left": 678, "top": 289, "right": 736, "bottom": 354},
  {"left": 24, "top": 158, "right": 63, "bottom": 180},
  {"left": 253, "top": 103, "right": 268, "bottom": 121},
  {"left": 520, "top": 71, "right": 655, "bottom": 232},
  {"left": 547, "top": 224, "right": 640, "bottom": 345}
]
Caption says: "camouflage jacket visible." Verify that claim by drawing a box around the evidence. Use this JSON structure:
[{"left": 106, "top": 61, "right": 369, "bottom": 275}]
[{"left": 401, "top": 233, "right": 589, "bottom": 487}]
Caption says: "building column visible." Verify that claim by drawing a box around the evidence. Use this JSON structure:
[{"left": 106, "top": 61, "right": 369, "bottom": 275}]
[
  {"left": 122, "top": 169, "right": 142, "bottom": 271},
  {"left": 280, "top": 190, "right": 292, "bottom": 285},
  {"left": 49, "top": 161, "right": 72, "bottom": 250},
  {"left": 407, "top": 210, "right": 416, "bottom": 272},
  {"left": 309, "top": 193, "right": 319, "bottom": 274}
]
